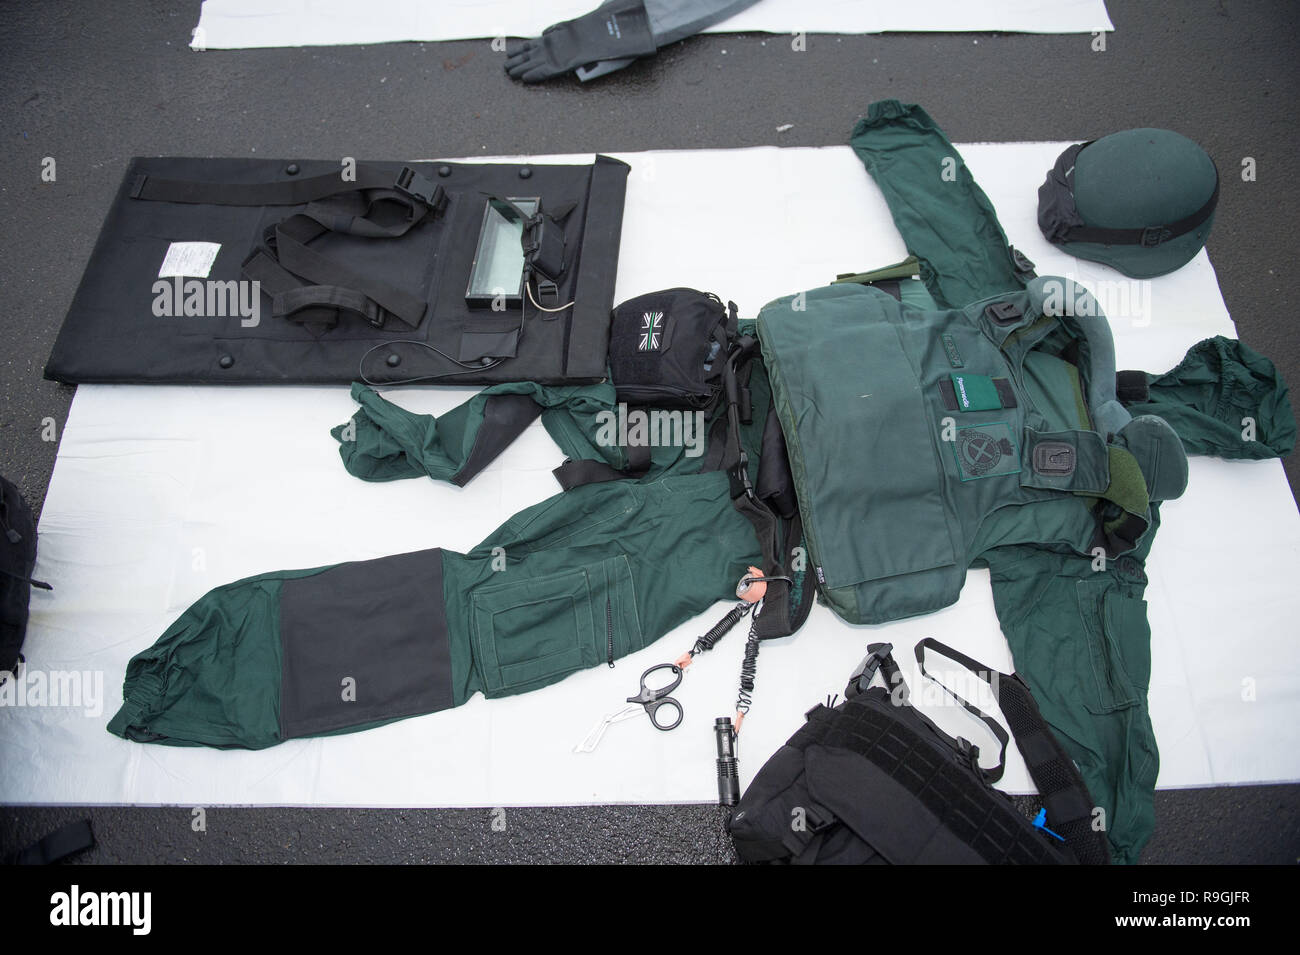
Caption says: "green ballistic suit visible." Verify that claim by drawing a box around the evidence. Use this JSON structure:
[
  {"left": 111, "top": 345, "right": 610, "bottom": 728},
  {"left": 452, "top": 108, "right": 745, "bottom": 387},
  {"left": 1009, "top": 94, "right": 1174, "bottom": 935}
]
[{"left": 108, "top": 102, "right": 1294, "bottom": 866}]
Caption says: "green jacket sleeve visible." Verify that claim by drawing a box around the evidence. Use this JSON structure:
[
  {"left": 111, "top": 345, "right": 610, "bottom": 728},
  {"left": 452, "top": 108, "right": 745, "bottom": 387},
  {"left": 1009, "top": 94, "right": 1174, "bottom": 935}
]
[
  {"left": 850, "top": 99, "right": 1035, "bottom": 309},
  {"left": 330, "top": 379, "right": 630, "bottom": 485}
]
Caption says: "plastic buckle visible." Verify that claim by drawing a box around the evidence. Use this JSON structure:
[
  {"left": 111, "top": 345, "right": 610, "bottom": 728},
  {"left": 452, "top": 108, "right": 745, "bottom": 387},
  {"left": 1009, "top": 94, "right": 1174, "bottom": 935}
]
[
  {"left": 734, "top": 450, "right": 755, "bottom": 499},
  {"left": 352, "top": 296, "right": 387, "bottom": 329},
  {"left": 1010, "top": 246, "right": 1037, "bottom": 276},
  {"left": 845, "top": 643, "right": 892, "bottom": 699},
  {"left": 956, "top": 736, "right": 982, "bottom": 772},
  {"left": 1140, "top": 226, "right": 1171, "bottom": 248},
  {"left": 804, "top": 808, "right": 838, "bottom": 835},
  {"left": 535, "top": 280, "right": 559, "bottom": 308},
  {"left": 394, "top": 166, "right": 440, "bottom": 208},
  {"left": 985, "top": 301, "right": 1023, "bottom": 326}
]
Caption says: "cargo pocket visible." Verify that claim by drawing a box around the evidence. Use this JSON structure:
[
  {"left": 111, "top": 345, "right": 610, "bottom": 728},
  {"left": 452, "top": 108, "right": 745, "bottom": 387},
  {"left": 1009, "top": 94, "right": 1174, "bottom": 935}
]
[
  {"left": 471, "top": 554, "right": 641, "bottom": 697},
  {"left": 1079, "top": 580, "right": 1145, "bottom": 715}
]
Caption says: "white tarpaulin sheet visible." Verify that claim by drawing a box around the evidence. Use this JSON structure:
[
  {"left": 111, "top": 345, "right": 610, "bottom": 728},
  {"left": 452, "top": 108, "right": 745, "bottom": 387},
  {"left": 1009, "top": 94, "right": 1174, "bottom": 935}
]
[
  {"left": 2, "top": 142, "right": 1297, "bottom": 807},
  {"left": 191, "top": 0, "right": 1114, "bottom": 50}
]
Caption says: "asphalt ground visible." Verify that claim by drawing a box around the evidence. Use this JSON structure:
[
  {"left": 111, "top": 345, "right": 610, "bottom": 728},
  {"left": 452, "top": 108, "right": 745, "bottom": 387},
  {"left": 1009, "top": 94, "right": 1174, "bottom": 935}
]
[{"left": 0, "top": 0, "right": 1297, "bottom": 865}]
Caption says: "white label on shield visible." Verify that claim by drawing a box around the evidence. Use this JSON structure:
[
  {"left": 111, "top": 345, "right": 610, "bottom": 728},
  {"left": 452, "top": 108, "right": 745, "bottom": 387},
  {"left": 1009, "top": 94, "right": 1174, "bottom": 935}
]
[{"left": 158, "top": 242, "right": 221, "bottom": 278}]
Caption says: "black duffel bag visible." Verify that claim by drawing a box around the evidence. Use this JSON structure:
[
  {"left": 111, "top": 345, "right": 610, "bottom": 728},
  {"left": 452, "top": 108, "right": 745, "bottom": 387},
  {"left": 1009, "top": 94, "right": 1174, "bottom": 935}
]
[{"left": 728, "top": 639, "right": 1110, "bottom": 865}]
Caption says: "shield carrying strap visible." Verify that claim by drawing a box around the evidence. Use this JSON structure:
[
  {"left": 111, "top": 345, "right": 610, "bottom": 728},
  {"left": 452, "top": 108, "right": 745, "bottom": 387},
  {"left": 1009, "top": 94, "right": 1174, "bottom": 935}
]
[
  {"left": 134, "top": 164, "right": 446, "bottom": 332},
  {"left": 272, "top": 285, "right": 384, "bottom": 330},
  {"left": 244, "top": 208, "right": 433, "bottom": 330}
]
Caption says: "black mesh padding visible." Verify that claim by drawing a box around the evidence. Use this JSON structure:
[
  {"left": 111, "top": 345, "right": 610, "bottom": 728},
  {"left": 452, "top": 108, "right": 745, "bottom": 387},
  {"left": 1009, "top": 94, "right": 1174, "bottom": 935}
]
[
  {"left": 997, "top": 673, "right": 1111, "bottom": 865},
  {"left": 1033, "top": 758, "right": 1075, "bottom": 796}
]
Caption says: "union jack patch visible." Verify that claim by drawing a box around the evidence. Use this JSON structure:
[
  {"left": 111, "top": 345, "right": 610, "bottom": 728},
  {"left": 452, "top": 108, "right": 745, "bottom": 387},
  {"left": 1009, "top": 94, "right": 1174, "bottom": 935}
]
[{"left": 639, "top": 311, "right": 664, "bottom": 351}]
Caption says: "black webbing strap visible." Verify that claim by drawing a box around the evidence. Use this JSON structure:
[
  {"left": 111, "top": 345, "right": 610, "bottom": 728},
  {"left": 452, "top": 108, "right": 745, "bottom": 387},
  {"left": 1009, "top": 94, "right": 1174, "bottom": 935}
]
[
  {"left": 240, "top": 226, "right": 427, "bottom": 331},
  {"left": 913, "top": 638, "right": 1010, "bottom": 783},
  {"left": 0, "top": 566, "right": 52, "bottom": 590},
  {"left": 135, "top": 164, "right": 444, "bottom": 333},
  {"left": 1115, "top": 369, "right": 1151, "bottom": 405},
  {"left": 5, "top": 819, "right": 94, "bottom": 865},
  {"left": 129, "top": 164, "right": 443, "bottom": 208},
  {"left": 552, "top": 441, "right": 651, "bottom": 491},
  {"left": 844, "top": 642, "right": 908, "bottom": 701},
  {"left": 1061, "top": 154, "right": 1219, "bottom": 248},
  {"left": 717, "top": 340, "right": 813, "bottom": 641},
  {"left": 273, "top": 286, "right": 384, "bottom": 329}
]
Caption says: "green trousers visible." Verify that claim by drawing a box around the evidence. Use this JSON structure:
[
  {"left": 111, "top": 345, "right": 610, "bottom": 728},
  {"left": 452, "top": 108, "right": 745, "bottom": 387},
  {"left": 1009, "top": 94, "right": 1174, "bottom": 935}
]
[{"left": 109, "top": 374, "right": 772, "bottom": 750}]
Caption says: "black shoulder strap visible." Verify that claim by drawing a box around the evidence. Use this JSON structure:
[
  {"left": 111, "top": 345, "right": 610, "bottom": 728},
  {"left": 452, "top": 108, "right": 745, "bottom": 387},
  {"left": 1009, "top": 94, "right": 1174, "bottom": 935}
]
[
  {"left": 914, "top": 638, "right": 1011, "bottom": 783},
  {"left": 719, "top": 342, "right": 814, "bottom": 641},
  {"left": 915, "top": 638, "right": 1111, "bottom": 864},
  {"left": 996, "top": 672, "right": 1113, "bottom": 864}
]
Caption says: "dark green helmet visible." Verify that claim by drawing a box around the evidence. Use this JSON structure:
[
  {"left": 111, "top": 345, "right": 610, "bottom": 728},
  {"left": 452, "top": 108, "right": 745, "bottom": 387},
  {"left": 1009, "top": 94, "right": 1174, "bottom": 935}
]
[{"left": 1038, "top": 128, "right": 1218, "bottom": 279}]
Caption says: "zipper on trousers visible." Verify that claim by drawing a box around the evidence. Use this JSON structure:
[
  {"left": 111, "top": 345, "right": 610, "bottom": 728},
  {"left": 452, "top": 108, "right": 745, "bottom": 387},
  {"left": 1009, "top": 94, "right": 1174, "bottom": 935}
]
[{"left": 606, "top": 598, "right": 615, "bottom": 668}]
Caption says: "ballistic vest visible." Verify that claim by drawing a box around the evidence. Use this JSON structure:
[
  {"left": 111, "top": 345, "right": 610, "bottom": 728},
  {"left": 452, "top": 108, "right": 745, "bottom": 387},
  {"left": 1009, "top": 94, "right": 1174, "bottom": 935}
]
[{"left": 758, "top": 276, "right": 1188, "bottom": 625}]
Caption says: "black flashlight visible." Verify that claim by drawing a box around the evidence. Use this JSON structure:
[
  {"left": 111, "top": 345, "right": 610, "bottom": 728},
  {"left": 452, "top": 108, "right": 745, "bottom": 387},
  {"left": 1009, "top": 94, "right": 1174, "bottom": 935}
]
[{"left": 715, "top": 717, "right": 740, "bottom": 806}]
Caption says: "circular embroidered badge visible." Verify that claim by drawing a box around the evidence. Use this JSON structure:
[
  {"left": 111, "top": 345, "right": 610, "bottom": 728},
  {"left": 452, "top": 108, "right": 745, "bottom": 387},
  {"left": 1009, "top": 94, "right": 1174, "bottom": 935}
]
[{"left": 958, "top": 429, "right": 1004, "bottom": 476}]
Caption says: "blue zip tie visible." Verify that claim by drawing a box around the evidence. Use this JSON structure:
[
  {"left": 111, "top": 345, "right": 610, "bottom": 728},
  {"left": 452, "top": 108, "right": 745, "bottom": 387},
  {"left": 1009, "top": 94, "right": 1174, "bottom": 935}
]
[{"left": 1033, "top": 808, "right": 1065, "bottom": 842}]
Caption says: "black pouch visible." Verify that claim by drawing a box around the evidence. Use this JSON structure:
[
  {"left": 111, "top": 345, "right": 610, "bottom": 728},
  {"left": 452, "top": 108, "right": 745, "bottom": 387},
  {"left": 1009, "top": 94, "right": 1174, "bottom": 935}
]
[
  {"left": 1, "top": 475, "right": 49, "bottom": 675},
  {"left": 608, "top": 288, "right": 736, "bottom": 408}
]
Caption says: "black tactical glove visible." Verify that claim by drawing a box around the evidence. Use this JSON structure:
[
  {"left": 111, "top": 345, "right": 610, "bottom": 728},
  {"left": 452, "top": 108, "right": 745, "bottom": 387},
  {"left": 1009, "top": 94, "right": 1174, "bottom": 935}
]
[{"left": 505, "top": 0, "right": 657, "bottom": 83}]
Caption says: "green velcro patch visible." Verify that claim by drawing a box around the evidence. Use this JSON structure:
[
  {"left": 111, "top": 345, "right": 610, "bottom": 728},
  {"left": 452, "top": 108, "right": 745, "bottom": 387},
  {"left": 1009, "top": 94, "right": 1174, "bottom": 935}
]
[{"left": 950, "top": 373, "right": 1001, "bottom": 412}]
